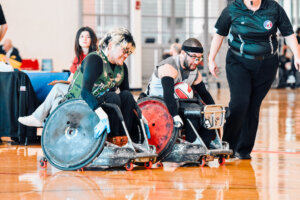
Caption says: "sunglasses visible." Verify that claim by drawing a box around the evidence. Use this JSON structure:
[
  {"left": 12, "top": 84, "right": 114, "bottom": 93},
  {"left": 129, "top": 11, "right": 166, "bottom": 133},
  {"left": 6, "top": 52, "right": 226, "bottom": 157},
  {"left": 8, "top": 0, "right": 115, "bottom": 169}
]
[{"left": 185, "top": 51, "right": 203, "bottom": 62}]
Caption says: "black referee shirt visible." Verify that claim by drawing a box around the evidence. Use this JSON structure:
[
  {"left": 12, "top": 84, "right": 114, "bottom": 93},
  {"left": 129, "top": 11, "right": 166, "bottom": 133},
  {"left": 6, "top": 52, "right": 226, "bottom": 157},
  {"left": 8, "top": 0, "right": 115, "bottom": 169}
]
[
  {"left": 0, "top": 5, "right": 6, "bottom": 25},
  {"left": 215, "top": 0, "right": 294, "bottom": 55}
]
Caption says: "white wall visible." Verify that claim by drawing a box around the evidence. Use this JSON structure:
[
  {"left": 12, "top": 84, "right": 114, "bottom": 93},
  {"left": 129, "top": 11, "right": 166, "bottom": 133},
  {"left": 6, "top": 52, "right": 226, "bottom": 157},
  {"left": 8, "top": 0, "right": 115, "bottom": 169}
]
[
  {"left": 0, "top": 0, "right": 80, "bottom": 71},
  {"left": 130, "top": 0, "right": 142, "bottom": 89}
]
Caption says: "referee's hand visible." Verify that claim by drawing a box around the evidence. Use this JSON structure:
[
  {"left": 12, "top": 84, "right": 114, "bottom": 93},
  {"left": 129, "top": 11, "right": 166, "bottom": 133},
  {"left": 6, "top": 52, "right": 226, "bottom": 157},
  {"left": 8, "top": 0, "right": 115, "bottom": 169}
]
[
  {"left": 294, "top": 57, "right": 300, "bottom": 72},
  {"left": 208, "top": 59, "right": 219, "bottom": 78}
]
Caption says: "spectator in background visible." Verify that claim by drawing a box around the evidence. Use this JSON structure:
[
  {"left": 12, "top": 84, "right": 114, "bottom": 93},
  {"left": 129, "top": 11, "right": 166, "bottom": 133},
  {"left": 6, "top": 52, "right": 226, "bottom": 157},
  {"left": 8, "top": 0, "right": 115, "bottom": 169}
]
[
  {"left": 18, "top": 26, "right": 98, "bottom": 127},
  {"left": 161, "top": 43, "right": 182, "bottom": 60},
  {"left": 162, "top": 52, "right": 171, "bottom": 60},
  {"left": 0, "top": 4, "right": 7, "bottom": 42},
  {"left": 0, "top": 39, "right": 22, "bottom": 69},
  {"left": 170, "top": 43, "right": 181, "bottom": 56}
]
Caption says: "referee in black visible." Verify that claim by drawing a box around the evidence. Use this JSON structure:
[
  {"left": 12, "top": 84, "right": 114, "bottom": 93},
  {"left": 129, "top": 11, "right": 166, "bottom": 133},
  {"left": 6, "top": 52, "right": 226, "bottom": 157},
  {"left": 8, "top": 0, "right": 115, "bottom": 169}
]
[
  {"left": 0, "top": 3, "right": 7, "bottom": 144},
  {"left": 208, "top": 0, "right": 300, "bottom": 159}
]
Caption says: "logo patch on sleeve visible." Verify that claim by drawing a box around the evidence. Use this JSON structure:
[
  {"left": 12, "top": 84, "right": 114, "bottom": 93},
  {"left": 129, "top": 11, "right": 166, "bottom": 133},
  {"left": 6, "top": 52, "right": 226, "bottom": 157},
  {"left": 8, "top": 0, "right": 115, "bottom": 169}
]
[{"left": 263, "top": 20, "right": 273, "bottom": 30}]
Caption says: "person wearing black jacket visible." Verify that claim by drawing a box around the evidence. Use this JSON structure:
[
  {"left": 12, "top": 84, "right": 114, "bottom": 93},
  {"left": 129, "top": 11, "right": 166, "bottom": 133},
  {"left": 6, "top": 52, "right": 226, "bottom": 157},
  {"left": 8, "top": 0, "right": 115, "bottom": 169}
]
[
  {"left": 0, "top": 39, "right": 22, "bottom": 68},
  {"left": 208, "top": 0, "right": 300, "bottom": 159}
]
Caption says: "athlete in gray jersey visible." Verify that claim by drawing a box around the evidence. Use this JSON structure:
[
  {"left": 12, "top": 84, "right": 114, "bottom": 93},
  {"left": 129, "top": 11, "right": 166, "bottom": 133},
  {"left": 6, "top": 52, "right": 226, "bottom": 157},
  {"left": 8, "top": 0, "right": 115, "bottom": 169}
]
[
  {"left": 145, "top": 38, "right": 215, "bottom": 146},
  {"left": 147, "top": 55, "right": 198, "bottom": 97}
]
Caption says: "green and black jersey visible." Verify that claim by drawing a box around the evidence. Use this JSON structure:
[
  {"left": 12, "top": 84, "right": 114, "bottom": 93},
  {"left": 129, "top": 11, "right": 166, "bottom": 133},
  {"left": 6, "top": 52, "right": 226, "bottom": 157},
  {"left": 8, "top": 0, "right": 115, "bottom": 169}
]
[
  {"left": 215, "top": 0, "right": 294, "bottom": 55},
  {"left": 65, "top": 50, "right": 129, "bottom": 110}
]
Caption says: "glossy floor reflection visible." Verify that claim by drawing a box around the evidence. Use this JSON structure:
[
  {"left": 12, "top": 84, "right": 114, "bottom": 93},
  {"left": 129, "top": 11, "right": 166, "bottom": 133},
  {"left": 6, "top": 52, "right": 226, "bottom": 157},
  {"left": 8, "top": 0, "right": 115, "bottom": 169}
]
[{"left": 1, "top": 88, "right": 300, "bottom": 199}]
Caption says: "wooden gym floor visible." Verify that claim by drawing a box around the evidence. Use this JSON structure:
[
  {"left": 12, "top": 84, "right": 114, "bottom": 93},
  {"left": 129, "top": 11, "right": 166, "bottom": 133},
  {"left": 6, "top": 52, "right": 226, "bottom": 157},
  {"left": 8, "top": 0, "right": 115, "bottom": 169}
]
[{"left": 1, "top": 88, "right": 300, "bottom": 200}]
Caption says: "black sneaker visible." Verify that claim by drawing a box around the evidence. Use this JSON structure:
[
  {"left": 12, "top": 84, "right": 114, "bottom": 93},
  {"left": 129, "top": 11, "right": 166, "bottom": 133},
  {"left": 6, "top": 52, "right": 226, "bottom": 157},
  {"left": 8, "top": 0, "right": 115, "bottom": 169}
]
[
  {"left": 229, "top": 153, "right": 236, "bottom": 158},
  {"left": 235, "top": 152, "right": 251, "bottom": 160}
]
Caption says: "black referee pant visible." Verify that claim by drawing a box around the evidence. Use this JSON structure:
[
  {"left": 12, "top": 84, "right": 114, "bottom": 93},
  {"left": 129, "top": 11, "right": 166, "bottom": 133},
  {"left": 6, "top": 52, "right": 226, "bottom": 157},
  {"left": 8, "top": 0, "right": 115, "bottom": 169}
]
[{"left": 223, "top": 49, "right": 279, "bottom": 155}]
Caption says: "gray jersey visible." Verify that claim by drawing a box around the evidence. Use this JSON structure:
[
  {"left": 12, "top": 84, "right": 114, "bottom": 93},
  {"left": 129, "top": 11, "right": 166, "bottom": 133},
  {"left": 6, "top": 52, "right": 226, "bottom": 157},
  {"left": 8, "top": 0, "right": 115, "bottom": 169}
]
[{"left": 146, "top": 55, "right": 198, "bottom": 97}]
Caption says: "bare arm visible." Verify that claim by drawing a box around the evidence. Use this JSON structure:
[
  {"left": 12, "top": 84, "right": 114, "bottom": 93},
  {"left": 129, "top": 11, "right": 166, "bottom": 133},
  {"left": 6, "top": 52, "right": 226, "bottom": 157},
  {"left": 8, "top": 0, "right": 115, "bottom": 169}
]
[
  {"left": 0, "top": 24, "right": 7, "bottom": 42},
  {"left": 157, "top": 64, "right": 178, "bottom": 79},
  {"left": 285, "top": 34, "right": 300, "bottom": 71},
  {"left": 208, "top": 33, "right": 224, "bottom": 78}
]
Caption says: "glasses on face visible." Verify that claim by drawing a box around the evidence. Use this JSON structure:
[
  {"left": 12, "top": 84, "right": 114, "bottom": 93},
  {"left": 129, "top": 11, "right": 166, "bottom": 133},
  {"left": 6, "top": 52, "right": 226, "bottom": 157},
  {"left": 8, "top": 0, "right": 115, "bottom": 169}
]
[
  {"left": 185, "top": 51, "right": 203, "bottom": 62},
  {"left": 122, "top": 47, "right": 133, "bottom": 56}
]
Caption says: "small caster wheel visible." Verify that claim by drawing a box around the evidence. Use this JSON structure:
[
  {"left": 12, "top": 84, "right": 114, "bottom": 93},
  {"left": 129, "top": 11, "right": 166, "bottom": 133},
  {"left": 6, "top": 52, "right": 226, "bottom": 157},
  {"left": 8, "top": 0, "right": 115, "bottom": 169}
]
[
  {"left": 77, "top": 167, "right": 84, "bottom": 172},
  {"left": 218, "top": 156, "right": 226, "bottom": 166},
  {"left": 156, "top": 162, "right": 163, "bottom": 168},
  {"left": 144, "top": 161, "right": 152, "bottom": 169},
  {"left": 125, "top": 162, "right": 134, "bottom": 171},
  {"left": 40, "top": 157, "right": 47, "bottom": 168},
  {"left": 199, "top": 157, "right": 205, "bottom": 167}
]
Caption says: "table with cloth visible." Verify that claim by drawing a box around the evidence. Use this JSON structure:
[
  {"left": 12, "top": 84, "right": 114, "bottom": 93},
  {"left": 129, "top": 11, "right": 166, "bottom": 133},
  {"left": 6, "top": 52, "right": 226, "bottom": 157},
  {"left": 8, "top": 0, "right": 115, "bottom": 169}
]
[{"left": 0, "top": 70, "right": 38, "bottom": 144}]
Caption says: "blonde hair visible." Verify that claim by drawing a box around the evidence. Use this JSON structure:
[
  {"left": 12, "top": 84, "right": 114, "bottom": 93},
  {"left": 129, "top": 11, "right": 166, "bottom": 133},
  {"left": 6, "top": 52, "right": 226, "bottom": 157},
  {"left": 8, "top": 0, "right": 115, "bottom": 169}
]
[{"left": 99, "top": 27, "right": 136, "bottom": 52}]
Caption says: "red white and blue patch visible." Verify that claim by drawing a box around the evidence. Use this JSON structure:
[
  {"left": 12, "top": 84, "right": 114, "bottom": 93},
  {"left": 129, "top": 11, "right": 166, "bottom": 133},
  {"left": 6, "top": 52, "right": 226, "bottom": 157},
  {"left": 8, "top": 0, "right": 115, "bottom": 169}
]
[{"left": 263, "top": 20, "right": 273, "bottom": 30}]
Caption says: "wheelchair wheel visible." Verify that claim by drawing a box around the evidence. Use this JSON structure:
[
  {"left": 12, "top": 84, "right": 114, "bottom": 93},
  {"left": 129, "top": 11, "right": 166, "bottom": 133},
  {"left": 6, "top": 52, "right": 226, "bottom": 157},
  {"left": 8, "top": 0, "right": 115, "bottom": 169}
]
[
  {"left": 41, "top": 99, "right": 107, "bottom": 171},
  {"left": 138, "top": 97, "right": 178, "bottom": 161}
]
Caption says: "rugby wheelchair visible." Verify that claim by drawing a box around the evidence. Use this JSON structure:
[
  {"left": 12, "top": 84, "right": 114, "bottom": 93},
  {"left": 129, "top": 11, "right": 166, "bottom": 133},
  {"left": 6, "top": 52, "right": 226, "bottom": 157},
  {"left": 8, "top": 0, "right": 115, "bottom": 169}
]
[
  {"left": 39, "top": 99, "right": 157, "bottom": 171},
  {"left": 137, "top": 95, "right": 232, "bottom": 167}
]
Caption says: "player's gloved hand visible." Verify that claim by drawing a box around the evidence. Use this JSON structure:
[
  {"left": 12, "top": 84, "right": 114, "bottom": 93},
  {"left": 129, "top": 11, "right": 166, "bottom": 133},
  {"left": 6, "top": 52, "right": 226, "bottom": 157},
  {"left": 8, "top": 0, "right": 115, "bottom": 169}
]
[
  {"left": 94, "top": 107, "right": 110, "bottom": 138},
  {"left": 141, "top": 114, "right": 151, "bottom": 139},
  {"left": 173, "top": 115, "right": 183, "bottom": 128}
]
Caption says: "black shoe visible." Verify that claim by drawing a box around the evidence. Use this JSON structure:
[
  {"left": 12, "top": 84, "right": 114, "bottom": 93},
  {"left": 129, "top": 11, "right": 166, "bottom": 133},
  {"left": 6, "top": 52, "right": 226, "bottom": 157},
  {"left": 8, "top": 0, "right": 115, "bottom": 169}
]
[
  {"left": 235, "top": 152, "right": 251, "bottom": 160},
  {"left": 229, "top": 153, "right": 236, "bottom": 158}
]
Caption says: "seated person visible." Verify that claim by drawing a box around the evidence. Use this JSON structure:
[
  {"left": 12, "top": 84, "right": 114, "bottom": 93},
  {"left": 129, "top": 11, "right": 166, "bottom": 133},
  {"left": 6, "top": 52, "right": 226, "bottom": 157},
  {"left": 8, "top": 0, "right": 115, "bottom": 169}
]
[
  {"left": 170, "top": 42, "right": 181, "bottom": 56},
  {"left": 145, "top": 38, "right": 215, "bottom": 147},
  {"left": 0, "top": 38, "right": 22, "bottom": 69},
  {"left": 63, "top": 27, "right": 137, "bottom": 146},
  {"left": 18, "top": 26, "right": 98, "bottom": 127}
]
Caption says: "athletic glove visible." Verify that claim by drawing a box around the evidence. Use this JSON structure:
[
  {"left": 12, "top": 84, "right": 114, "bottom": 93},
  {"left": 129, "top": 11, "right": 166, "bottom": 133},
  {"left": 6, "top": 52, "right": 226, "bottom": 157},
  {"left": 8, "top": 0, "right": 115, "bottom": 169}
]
[
  {"left": 173, "top": 115, "right": 183, "bottom": 128},
  {"left": 94, "top": 107, "right": 110, "bottom": 138},
  {"left": 142, "top": 114, "right": 151, "bottom": 139}
]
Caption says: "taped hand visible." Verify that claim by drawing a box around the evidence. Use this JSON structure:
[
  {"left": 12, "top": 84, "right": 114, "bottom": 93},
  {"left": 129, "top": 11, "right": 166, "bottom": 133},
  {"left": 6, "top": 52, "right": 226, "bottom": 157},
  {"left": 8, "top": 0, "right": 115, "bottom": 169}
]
[
  {"left": 94, "top": 107, "right": 110, "bottom": 138},
  {"left": 173, "top": 115, "right": 183, "bottom": 128}
]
